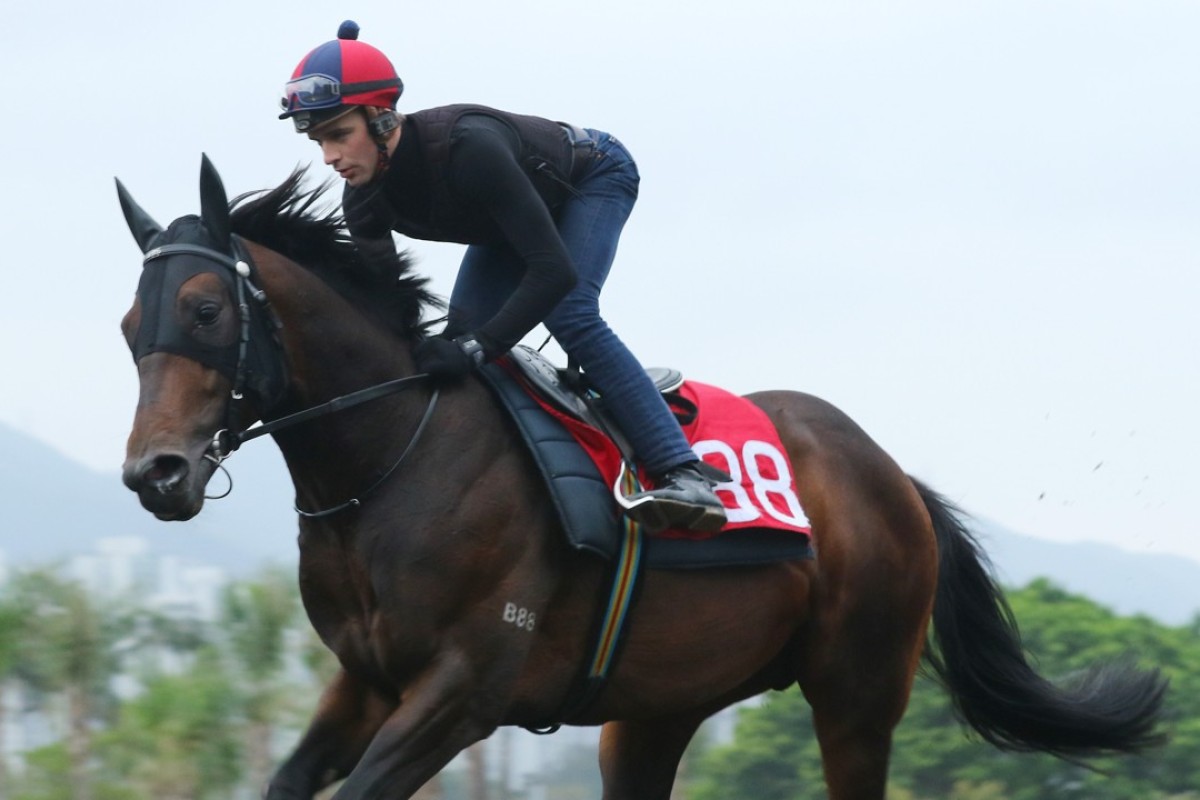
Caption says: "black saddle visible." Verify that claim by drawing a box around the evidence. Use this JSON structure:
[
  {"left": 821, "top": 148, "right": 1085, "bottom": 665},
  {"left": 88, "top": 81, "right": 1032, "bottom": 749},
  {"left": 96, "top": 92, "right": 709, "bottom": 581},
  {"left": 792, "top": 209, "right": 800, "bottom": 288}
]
[{"left": 504, "top": 345, "right": 686, "bottom": 457}]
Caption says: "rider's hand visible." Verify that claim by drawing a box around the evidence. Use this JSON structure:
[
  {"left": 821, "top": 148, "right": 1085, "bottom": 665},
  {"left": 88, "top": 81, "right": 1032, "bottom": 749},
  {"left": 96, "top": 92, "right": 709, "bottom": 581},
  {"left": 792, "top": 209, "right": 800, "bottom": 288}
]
[{"left": 413, "top": 334, "right": 487, "bottom": 380}]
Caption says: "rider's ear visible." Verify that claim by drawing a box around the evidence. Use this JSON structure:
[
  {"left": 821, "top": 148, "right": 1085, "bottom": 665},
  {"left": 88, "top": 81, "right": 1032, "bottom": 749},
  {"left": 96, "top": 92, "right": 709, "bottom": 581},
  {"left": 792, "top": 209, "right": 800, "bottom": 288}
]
[
  {"left": 199, "top": 153, "right": 232, "bottom": 250},
  {"left": 115, "top": 178, "right": 164, "bottom": 254}
]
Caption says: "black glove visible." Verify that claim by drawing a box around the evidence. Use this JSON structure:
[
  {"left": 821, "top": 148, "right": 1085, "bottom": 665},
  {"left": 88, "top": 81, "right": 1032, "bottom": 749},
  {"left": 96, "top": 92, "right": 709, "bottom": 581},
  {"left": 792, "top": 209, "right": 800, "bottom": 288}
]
[{"left": 413, "top": 334, "right": 487, "bottom": 380}]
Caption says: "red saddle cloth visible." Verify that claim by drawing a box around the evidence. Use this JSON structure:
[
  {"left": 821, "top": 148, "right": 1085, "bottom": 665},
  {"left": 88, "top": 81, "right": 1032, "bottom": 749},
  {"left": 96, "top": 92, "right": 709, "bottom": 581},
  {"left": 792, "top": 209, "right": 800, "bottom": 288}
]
[{"left": 526, "top": 379, "right": 812, "bottom": 541}]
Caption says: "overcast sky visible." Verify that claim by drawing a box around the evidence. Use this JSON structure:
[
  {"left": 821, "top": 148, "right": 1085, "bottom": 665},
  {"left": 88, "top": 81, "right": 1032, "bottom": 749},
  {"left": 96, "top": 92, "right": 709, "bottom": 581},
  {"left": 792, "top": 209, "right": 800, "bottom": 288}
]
[{"left": 2, "top": 1, "right": 1197, "bottom": 570}]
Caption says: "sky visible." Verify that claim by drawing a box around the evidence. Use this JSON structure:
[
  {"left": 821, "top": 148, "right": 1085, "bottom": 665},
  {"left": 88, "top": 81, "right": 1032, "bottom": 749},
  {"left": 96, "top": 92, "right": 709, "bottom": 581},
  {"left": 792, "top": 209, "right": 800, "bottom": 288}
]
[{"left": 1, "top": 1, "right": 1198, "bottom": 570}]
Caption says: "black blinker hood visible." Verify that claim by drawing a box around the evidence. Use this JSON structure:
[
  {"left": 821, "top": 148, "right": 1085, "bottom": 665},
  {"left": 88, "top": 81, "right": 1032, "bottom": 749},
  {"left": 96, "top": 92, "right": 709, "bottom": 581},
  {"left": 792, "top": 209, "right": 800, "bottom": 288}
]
[{"left": 119, "top": 156, "right": 289, "bottom": 414}]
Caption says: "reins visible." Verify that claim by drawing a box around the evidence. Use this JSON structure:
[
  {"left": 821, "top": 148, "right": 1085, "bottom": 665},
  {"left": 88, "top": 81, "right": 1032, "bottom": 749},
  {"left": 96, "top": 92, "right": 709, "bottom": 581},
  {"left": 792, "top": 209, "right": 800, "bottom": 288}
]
[
  {"left": 223, "top": 373, "right": 433, "bottom": 450},
  {"left": 291, "top": 384, "right": 440, "bottom": 519}
]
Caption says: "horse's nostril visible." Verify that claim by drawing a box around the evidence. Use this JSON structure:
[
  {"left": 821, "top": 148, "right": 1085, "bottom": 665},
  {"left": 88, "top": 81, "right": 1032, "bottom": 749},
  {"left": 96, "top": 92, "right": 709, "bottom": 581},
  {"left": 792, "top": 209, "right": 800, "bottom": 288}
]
[{"left": 143, "top": 454, "right": 190, "bottom": 494}]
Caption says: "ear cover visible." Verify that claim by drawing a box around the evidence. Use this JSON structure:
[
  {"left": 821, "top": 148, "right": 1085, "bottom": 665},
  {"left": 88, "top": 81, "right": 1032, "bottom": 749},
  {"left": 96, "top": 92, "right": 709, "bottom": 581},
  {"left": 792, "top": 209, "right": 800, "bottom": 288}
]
[
  {"left": 115, "top": 178, "right": 164, "bottom": 253},
  {"left": 368, "top": 108, "right": 400, "bottom": 138},
  {"left": 199, "top": 153, "right": 232, "bottom": 249}
]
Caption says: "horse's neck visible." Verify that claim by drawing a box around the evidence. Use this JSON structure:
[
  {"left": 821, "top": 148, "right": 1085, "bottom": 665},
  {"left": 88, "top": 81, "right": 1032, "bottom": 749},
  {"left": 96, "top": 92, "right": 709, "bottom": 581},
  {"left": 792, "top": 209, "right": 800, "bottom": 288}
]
[{"left": 258, "top": 255, "right": 429, "bottom": 495}]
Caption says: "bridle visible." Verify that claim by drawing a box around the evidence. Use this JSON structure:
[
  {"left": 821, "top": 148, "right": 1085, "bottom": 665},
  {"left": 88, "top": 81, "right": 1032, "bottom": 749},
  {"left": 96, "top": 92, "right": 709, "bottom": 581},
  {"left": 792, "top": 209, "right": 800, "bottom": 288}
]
[
  {"left": 140, "top": 238, "right": 439, "bottom": 518},
  {"left": 141, "top": 239, "right": 284, "bottom": 417}
]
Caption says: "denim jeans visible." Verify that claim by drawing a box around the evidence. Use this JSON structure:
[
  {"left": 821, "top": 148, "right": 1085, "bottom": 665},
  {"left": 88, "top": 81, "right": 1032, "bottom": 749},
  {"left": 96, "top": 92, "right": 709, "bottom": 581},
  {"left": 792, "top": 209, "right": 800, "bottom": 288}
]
[{"left": 448, "top": 130, "right": 695, "bottom": 476}]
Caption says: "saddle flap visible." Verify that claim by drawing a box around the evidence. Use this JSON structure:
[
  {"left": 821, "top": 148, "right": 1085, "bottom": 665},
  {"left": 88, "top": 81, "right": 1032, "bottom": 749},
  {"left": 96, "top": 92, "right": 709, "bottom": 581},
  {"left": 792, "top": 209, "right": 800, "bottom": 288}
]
[
  {"left": 506, "top": 345, "right": 595, "bottom": 423},
  {"left": 506, "top": 345, "right": 683, "bottom": 429}
]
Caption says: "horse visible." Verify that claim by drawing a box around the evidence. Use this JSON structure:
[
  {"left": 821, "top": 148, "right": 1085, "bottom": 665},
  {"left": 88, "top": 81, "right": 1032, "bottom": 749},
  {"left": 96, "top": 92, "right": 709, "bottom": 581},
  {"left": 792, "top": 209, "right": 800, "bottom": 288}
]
[{"left": 117, "top": 156, "right": 1166, "bottom": 800}]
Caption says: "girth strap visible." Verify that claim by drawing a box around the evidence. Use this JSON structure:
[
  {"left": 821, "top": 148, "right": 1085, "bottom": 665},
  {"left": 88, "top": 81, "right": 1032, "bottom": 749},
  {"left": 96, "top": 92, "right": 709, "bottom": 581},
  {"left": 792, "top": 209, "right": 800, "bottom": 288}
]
[{"left": 526, "top": 487, "right": 646, "bottom": 735}]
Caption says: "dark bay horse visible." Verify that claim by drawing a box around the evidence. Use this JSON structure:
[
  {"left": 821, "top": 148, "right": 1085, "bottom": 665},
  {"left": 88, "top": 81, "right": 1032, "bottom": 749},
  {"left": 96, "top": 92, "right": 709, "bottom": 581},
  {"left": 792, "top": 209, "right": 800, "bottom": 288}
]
[{"left": 117, "top": 158, "right": 1165, "bottom": 800}]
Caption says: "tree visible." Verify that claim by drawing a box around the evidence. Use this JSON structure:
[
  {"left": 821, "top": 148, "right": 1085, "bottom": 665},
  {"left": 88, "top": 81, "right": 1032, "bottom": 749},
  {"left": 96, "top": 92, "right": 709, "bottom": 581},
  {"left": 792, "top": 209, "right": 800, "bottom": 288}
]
[
  {"left": 8, "top": 570, "right": 130, "bottom": 800},
  {"left": 690, "top": 692, "right": 823, "bottom": 800},
  {"left": 0, "top": 589, "right": 25, "bottom": 800},
  {"left": 219, "top": 566, "right": 302, "bottom": 795},
  {"left": 7, "top": 743, "right": 72, "bottom": 800},
  {"left": 672, "top": 716, "right": 717, "bottom": 800},
  {"left": 300, "top": 622, "right": 340, "bottom": 686},
  {"left": 692, "top": 580, "right": 1200, "bottom": 799},
  {"left": 96, "top": 647, "right": 242, "bottom": 800}
]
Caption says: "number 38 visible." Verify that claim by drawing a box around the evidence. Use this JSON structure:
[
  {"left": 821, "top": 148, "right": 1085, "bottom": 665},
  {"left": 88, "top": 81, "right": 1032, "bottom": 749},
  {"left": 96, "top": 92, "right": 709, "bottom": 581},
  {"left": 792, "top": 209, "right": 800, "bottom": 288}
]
[{"left": 692, "top": 439, "right": 809, "bottom": 527}]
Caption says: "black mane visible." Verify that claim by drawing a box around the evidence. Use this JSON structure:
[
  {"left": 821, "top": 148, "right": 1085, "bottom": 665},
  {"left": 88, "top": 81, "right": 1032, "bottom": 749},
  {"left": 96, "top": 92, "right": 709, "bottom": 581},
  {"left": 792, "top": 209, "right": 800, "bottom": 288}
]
[{"left": 229, "top": 167, "right": 441, "bottom": 339}]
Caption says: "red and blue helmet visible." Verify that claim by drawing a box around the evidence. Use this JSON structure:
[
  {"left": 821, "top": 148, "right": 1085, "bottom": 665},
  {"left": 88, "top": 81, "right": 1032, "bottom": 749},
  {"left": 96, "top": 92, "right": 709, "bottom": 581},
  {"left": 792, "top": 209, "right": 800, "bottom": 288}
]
[{"left": 280, "top": 21, "right": 403, "bottom": 132}]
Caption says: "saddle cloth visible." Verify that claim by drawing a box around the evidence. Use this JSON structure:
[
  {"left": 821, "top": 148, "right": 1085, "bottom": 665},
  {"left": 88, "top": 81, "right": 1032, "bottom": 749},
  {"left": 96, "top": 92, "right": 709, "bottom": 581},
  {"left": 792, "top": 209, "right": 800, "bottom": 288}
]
[{"left": 477, "top": 346, "right": 814, "bottom": 570}]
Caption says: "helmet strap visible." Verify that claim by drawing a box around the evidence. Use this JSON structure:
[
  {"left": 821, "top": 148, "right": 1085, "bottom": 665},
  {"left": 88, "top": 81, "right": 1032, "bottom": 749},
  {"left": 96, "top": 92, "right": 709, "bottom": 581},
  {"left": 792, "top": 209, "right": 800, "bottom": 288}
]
[{"left": 374, "top": 139, "right": 391, "bottom": 178}]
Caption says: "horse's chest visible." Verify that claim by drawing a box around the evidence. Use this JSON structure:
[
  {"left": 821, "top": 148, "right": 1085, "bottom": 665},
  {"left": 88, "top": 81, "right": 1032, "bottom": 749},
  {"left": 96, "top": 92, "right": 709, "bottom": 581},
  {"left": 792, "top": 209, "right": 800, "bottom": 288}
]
[{"left": 300, "top": 566, "right": 431, "bottom": 683}]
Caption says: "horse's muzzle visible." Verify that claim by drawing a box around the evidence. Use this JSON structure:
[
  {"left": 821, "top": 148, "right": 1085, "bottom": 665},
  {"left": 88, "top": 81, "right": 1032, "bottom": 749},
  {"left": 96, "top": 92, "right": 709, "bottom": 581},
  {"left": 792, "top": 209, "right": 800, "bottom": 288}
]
[{"left": 122, "top": 450, "right": 205, "bottom": 520}]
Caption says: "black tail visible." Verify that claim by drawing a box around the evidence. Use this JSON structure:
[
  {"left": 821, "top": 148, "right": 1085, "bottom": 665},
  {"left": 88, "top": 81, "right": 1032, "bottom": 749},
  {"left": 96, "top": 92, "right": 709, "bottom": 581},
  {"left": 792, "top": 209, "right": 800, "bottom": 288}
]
[{"left": 912, "top": 478, "right": 1168, "bottom": 759}]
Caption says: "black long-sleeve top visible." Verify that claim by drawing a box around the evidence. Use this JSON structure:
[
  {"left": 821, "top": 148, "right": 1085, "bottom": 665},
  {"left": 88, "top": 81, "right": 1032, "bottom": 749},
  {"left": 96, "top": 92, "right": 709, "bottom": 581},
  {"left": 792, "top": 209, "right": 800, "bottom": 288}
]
[{"left": 343, "top": 107, "right": 581, "bottom": 354}]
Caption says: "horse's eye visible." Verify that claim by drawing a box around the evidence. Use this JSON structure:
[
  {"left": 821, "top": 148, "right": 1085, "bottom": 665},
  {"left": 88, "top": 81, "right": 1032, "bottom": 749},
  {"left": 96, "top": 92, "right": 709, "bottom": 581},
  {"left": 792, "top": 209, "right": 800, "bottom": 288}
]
[{"left": 195, "top": 303, "right": 222, "bottom": 326}]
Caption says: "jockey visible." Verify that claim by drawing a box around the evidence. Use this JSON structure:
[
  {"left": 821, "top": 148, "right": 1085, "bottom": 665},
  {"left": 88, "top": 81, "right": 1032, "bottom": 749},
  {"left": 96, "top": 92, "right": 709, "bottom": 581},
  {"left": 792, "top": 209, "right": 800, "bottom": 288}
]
[{"left": 280, "top": 21, "right": 726, "bottom": 534}]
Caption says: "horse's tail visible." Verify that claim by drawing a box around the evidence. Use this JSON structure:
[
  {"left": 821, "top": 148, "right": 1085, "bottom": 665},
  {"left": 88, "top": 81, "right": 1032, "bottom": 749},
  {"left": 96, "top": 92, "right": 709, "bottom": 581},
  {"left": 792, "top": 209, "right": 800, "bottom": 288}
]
[{"left": 912, "top": 477, "right": 1168, "bottom": 759}]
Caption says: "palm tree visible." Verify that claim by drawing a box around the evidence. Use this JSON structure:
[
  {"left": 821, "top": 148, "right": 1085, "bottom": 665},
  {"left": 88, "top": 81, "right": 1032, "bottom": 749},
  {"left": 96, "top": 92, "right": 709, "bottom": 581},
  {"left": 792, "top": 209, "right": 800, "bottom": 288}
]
[
  {"left": 219, "top": 565, "right": 302, "bottom": 794},
  {"left": 97, "top": 646, "right": 242, "bottom": 799},
  {"left": 9, "top": 569, "right": 128, "bottom": 800},
  {"left": 0, "top": 589, "right": 25, "bottom": 800}
]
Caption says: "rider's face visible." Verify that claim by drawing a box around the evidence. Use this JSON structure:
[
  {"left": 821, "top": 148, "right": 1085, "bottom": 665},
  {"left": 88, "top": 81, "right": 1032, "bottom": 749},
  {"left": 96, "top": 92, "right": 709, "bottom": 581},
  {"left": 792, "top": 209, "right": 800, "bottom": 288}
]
[{"left": 308, "top": 111, "right": 378, "bottom": 187}]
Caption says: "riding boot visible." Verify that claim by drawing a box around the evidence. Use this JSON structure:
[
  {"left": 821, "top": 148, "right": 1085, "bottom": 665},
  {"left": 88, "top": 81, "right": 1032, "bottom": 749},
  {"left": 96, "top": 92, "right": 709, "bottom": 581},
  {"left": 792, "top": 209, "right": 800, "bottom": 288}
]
[{"left": 622, "top": 461, "right": 728, "bottom": 534}]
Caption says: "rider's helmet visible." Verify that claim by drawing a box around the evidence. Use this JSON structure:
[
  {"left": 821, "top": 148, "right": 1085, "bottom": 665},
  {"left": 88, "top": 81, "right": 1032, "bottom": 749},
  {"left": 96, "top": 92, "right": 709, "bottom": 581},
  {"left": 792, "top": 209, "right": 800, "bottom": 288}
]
[{"left": 279, "top": 21, "right": 403, "bottom": 133}]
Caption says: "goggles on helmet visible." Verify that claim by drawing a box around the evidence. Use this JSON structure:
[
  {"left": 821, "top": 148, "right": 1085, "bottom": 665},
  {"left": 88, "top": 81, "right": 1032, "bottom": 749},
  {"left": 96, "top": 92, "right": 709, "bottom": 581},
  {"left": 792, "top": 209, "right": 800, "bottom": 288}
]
[
  {"left": 280, "top": 74, "right": 403, "bottom": 113},
  {"left": 282, "top": 74, "right": 343, "bottom": 110}
]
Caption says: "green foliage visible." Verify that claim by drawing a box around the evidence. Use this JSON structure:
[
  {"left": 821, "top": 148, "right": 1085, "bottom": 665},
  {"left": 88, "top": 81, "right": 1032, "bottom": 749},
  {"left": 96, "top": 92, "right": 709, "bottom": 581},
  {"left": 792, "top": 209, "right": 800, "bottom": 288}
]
[
  {"left": 219, "top": 566, "right": 306, "bottom": 793},
  {"left": 9, "top": 744, "right": 71, "bottom": 800},
  {"left": 6, "top": 562, "right": 1195, "bottom": 800},
  {"left": 5, "top": 569, "right": 137, "bottom": 800},
  {"left": 7, "top": 569, "right": 127, "bottom": 702},
  {"left": 96, "top": 647, "right": 243, "bottom": 799},
  {"left": 0, "top": 590, "right": 22, "bottom": 678},
  {"left": 300, "top": 622, "right": 341, "bottom": 687},
  {"left": 220, "top": 565, "right": 301, "bottom": 687},
  {"left": 693, "top": 579, "right": 1200, "bottom": 799},
  {"left": 3, "top": 564, "right": 316, "bottom": 800},
  {"left": 690, "top": 694, "right": 824, "bottom": 800}
]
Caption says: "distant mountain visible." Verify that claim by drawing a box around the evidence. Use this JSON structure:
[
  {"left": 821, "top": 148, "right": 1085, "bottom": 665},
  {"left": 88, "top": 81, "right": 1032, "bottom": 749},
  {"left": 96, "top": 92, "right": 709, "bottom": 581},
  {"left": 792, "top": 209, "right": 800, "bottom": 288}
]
[
  {"left": 2, "top": 422, "right": 1198, "bottom": 624},
  {"left": 0, "top": 422, "right": 298, "bottom": 574},
  {"left": 972, "top": 517, "right": 1200, "bottom": 626}
]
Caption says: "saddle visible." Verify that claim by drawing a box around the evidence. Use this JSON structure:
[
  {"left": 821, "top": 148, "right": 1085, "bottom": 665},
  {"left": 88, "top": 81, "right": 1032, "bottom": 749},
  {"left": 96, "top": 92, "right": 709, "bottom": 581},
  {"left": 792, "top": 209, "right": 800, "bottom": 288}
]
[
  {"left": 503, "top": 344, "right": 687, "bottom": 461},
  {"left": 480, "top": 346, "right": 814, "bottom": 730},
  {"left": 477, "top": 346, "right": 814, "bottom": 570}
]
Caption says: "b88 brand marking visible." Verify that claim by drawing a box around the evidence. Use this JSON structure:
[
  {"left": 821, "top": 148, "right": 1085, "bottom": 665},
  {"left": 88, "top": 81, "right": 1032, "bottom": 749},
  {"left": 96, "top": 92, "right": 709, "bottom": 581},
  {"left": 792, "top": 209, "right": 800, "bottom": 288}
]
[{"left": 503, "top": 602, "right": 536, "bottom": 632}]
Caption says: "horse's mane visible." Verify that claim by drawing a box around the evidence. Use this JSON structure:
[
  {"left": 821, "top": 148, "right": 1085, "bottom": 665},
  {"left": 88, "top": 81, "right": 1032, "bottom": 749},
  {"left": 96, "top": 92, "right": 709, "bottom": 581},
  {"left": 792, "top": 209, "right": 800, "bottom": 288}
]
[{"left": 228, "top": 167, "right": 442, "bottom": 339}]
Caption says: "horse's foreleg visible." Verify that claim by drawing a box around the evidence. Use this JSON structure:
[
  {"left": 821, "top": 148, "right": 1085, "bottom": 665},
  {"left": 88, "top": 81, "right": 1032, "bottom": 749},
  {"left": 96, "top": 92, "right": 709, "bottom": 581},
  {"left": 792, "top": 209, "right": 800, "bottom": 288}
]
[
  {"left": 265, "top": 668, "right": 397, "bottom": 799},
  {"left": 331, "top": 652, "right": 498, "bottom": 799},
  {"left": 598, "top": 712, "right": 708, "bottom": 800}
]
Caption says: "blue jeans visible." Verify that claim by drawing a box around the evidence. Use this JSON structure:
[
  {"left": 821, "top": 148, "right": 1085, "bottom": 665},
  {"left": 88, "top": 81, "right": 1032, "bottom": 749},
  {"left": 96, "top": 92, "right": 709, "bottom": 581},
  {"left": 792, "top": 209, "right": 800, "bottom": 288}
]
[{"left": 448, "top": 130, "right": 695, "bottom": 475}]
